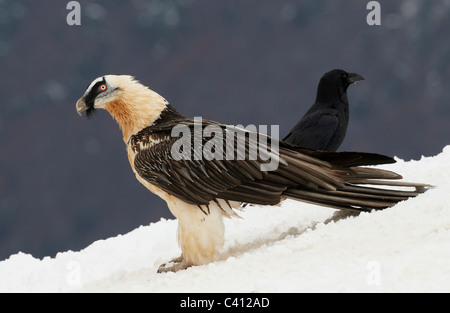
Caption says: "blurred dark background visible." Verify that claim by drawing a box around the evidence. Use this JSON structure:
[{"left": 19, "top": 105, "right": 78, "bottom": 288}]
[{"left": 0, "top": 0, "right": 449, "bottom": 261}]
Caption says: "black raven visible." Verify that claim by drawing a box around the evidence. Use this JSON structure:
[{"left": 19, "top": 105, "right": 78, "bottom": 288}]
[{"left": 283, "top": 69, "right": 364, "bottom": 151}]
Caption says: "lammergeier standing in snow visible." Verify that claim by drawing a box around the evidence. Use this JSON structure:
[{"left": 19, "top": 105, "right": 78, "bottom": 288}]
[{"left": 76, "top": 75, "right": 429, "bottom": 273}]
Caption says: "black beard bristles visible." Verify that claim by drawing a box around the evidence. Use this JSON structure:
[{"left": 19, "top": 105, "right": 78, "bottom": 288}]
[{"left": 85, "top": 107, "right": 97, "bottom": 119}]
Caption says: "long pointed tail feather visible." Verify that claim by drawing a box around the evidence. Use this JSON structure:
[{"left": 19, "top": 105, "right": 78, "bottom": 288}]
[
  {"left": 284, "top": 174, "right": 430, "bottom": 212},
  {"left": 280, "top": 149, "right": 431, "bottom": 212}
]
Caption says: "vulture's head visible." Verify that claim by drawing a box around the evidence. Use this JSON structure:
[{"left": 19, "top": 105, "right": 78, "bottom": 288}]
[{"left": 76, "top": 75, "right": 168, "bottom": 140}]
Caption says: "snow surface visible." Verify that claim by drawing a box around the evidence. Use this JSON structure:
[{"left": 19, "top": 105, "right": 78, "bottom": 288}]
[{"left": 1, "top": 146, "right": 450, "bottom": 293}]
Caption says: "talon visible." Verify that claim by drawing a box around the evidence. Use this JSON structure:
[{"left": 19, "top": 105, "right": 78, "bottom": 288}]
[{"left": 157, "top": 255, "right": 191, "bottom": 273}]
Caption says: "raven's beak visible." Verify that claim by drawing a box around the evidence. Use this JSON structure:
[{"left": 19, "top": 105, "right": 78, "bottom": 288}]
[
  {"left": 347, "top": 73, "right": 365, "bottom": 84},
  {"left": 76, "top": 98, "right": 87, "bottom": 116}
]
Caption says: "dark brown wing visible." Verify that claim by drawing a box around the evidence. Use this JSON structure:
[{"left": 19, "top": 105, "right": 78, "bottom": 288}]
[
  {"left": 132, "top": 118, "right": 429, "bottom": 212},
  {"left": 133, "top": 120, "right": 290, "bottom": 205}
]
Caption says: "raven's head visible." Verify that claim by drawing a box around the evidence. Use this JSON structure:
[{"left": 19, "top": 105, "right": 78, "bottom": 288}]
[
  {"left": 322, "top": 69, "right": 365, "bottom": 90},
  {"left": 316, "top": 69, "right": 365, "bottom": 103}
]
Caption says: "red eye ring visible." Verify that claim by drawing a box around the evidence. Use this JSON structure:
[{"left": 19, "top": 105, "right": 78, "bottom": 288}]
[{"left": 99, "top": 84, "right": 107, "bottom": 92}]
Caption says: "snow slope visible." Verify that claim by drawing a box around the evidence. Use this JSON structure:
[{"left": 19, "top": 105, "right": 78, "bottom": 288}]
[{"left": 1, "top": 146, "right": 450, "bottom": 293}]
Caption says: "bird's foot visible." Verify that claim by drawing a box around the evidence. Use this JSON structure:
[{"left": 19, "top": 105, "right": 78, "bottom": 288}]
[{"left": 157, "top": 255, "right": 191, "bottom": 273}]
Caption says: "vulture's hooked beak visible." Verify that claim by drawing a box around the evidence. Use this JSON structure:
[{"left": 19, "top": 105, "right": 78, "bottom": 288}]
[{"left": 76, "top": 98, "right": 87, "bottom": 116}]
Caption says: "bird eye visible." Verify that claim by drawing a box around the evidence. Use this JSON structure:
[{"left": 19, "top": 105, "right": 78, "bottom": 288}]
[
  {"left": 99, "top": 84, "right": 107, "bottom": 92},
  {"left": 342, "top": 73, "right": 348, "bottom": 79}
]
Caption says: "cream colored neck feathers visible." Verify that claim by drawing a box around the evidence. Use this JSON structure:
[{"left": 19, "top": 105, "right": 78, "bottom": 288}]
[{"left": 103, "top": 75, "right": 168, "bottom": 142}]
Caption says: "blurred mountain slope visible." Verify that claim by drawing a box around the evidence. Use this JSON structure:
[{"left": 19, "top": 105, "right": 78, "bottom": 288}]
[{"left": 0, "top": 0, "right": 449, "bottom": 260}]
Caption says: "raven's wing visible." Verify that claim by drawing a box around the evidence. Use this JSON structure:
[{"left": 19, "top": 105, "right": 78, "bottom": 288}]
[{"left": 283, "top": 112, "right": 338, "bottom": 151}]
